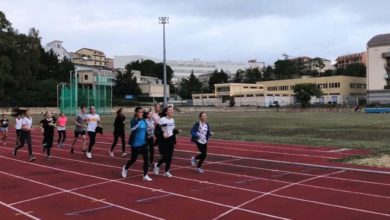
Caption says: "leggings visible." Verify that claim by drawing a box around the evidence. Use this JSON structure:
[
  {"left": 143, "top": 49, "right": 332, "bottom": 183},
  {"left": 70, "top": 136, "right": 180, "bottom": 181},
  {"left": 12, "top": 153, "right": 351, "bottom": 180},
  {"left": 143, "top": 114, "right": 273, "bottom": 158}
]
[
  {"left": 147, "top": 137, "right": 154, "bottom": 164},
  {"left": 87, "top": 131, "right": 96, "bottom": 152},
  {"left": 43, "top": 133, "right": 54, "bottom": 157},
  {"left": 15, "top": 131, "right": 33, "bottom": 156},
  {"left": 157, "top": 136, "right": 175, "bottom": 172},
  {"left": 57, "top": 130, "right": 66, "bottom": 144},
  {"left": 124, "top": 144, "right": 149, "bottom": 175},
  {"left": 195, "top": 142, "right": 208, "bottom": 168},
  {"left": 110, "top": 131, "right": 125, "bottom": 153}
]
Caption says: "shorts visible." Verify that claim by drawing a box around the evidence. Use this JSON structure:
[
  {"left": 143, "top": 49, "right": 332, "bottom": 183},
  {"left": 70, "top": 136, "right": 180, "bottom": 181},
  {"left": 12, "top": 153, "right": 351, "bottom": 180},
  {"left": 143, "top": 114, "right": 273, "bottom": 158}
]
[
  {"left": 74, "top": 130, "right": 86, "bottom": 138},
  {"left": 16, "top": 129, "right": 21, "bottom": 136},
  {"left": 0, "top": 127, "right": 8, "bottom": 133},
  {"left": 57, "top": 126, "right": 66, "bottom": 131}
]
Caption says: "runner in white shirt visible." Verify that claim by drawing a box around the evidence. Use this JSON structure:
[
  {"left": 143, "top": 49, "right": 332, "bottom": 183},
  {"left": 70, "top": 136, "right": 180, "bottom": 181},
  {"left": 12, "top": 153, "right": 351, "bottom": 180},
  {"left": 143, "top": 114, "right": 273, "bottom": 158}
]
[
  {"left": 15, "top": 115, "right": 23, "bottom": 146},
  {"left": 153, "top": 106, "right": 181, "bottom": 178},
  {"left": 85, "top": 106, "right": 100, "bottom": 159},
  {"left": 13, "top": 110, "right": 36, "bottom": 162}
]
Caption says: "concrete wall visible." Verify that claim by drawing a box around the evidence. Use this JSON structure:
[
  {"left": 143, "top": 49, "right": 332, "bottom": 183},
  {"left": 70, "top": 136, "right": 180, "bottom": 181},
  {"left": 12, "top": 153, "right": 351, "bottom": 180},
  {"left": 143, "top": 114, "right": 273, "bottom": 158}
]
[{"left": 367, "top": 45, "right": 390, "bottom": 90}]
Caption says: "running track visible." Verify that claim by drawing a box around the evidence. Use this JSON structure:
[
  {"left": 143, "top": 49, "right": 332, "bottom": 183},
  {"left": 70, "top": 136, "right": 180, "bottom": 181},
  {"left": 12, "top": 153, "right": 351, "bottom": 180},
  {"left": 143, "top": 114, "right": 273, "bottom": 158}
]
[{"left": 0, "top": 130, "right": 390, "bottom": 220}]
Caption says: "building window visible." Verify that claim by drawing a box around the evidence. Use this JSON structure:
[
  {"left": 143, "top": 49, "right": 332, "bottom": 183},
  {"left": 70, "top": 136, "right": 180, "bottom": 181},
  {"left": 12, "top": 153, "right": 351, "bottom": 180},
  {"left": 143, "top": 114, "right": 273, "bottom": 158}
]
[
  {"left": 84, "top": 75, "right": 88, "bottom": 80},
  {"left": 217, "top": 87, "right": 230, "bottom": 92}
]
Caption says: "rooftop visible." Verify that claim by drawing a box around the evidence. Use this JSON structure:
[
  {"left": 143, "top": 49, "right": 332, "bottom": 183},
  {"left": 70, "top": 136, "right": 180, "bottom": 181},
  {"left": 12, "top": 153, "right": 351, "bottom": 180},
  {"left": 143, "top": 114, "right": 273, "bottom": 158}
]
[{"left": 367, "top": 33, "right": 390, "bottom": 47}]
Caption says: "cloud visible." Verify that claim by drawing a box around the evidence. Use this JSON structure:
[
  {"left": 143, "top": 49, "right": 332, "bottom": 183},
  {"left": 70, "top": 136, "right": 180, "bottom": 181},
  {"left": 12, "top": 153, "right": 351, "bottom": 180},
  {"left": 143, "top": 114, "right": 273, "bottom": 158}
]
[{"left": 1, "top": 0, "right": 390, "bottom": 64}]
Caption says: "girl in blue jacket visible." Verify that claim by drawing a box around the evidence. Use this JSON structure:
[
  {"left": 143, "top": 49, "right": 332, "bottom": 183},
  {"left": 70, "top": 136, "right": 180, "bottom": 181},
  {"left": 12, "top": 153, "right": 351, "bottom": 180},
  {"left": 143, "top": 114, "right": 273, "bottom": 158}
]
[
  {"left": 190, "top": 112, "right": 212, "bottom": 173},
  {"left": 121, "top": 107, "right": 152, "bottom": 181}
]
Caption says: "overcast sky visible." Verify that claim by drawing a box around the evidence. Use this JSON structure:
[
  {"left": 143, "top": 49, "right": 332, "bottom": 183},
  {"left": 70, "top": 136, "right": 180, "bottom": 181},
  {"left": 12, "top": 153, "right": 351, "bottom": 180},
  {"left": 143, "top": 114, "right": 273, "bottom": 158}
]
[{"left": 1, "top": 0, "right": 390, "bottom": 64}]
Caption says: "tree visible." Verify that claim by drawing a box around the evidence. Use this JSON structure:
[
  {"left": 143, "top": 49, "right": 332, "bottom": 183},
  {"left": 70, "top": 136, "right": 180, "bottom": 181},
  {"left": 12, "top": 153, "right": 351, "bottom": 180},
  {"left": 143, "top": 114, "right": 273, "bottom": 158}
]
[
  {"left": 244, "top": 67, "right": 262, "bottom": 83},
  {"left": 274, "top": 60, "right": 298, "bottom": 80},
  {"left": 178, "top": 72, "right": 202, "bottom": 99},
  {"left": 342, "top": 63, "right": 366, "bottom": 77},
  {"left": 311, "top": 57, "right": 325, "bottom": 76},
  {"left": 0, "top": 11, "right": 75, "bottom": 106},
  {"left": 293, "top": 83, "right": 323, "bottom": 108},
  {"left": 0, "top": 11, "right": 13, "bottom": 32},
  {"left": 233, "top": 69, "right": 245, "bottom": 83},
  {"left": 113, "top": 68, "right": 141, "bottom": 99},
  {"left": 208, "top": 69, "right": 228, "bottom": 91},
  {"left": 262, "top": 65, "right": 275, "bottom": 81},
  {"left": 125, "top": 60, "right": 174, "bottom": 85}
]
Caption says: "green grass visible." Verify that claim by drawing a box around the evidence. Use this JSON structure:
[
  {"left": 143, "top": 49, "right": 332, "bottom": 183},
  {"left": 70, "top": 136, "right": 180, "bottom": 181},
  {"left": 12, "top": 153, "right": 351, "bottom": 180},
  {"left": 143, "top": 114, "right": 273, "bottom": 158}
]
[{"left": 32, "top": 111, "right": 390, "bottom": 153}]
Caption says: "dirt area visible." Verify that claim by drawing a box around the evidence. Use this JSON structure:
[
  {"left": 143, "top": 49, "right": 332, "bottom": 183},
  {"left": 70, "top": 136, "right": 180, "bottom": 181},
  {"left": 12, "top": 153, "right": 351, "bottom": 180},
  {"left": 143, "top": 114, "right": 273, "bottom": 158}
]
[{"left": 351, "top": 154, "right": 390, "bottom": 168}]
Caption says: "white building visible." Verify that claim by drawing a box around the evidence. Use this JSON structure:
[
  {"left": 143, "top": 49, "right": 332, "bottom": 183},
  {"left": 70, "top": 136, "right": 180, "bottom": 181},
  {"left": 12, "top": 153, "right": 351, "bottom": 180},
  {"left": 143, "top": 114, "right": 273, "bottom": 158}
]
[
  {"left": 44, "top": 40, "right": 71, "bottom": 61},
  {"left": 114, "top": 55, "right": 265, "bottom": 84},
  {"left": 367, "top": 33, "right": 390, "bottom": 103}
]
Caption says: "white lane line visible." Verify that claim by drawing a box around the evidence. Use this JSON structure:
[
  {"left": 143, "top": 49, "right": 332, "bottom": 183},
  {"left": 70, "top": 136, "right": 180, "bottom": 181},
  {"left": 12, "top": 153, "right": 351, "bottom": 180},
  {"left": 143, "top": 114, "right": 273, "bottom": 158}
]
[
  {"left": 3, "top": 144, "right": 390, "bottom": 201},
  {"left": 213, "top": 171, "right": 345, "bottom": 220},
  {"left": 214, "top": 168, "right": 390, "bottom": 220},
  {"left": 0, "top": 200, "right": 40, "bottom": 220},
  {"left": 24, "top": 130, "right": 359, "bottom": 156},
  {"left": 0, "top": 169, "right": 165, "bottom": 220},
  {"left": 328, "top": 148, "right": 351, "bottom": 152},
  {"left": 0, "top": 155, "right": 290, "bottom": 220},
  {"left": 10, "top": 177, "right": 135, "bottom": 205},
  {"left": 3, "top": 149, "right": 390, "bottom": 218},
  {"left": 7, "top": 135, "right": 387, "bottom": 176},
  {"left": 64, "top": 205, "right": 112, "bottom": 216},
  {"left": 136, "top": 194, "right": 173, "bottom": 203}
]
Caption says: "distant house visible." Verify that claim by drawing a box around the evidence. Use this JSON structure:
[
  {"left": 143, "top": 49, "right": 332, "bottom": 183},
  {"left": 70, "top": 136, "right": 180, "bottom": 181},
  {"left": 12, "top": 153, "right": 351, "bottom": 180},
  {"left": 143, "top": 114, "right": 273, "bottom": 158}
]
[{"left": 44, "top": 40, "right": 71, "bottom": 61}]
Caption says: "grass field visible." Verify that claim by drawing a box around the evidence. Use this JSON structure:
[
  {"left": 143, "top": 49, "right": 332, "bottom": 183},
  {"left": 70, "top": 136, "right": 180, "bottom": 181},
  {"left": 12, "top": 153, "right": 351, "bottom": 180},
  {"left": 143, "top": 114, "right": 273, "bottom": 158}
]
[{"left": 29, "top": 110, "right": 390, "bottom": 166}]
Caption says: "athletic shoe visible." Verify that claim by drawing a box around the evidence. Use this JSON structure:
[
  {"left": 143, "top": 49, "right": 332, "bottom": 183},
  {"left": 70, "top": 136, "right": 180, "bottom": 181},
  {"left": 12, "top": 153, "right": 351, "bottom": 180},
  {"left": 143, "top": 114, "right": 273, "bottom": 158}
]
[
  {"left": 109, "top": 150, "right": 114, "bottom": 157},
  {"left": 42, "top": 143, "right": 47, "bottom": 152},
  {"left": 121, "top": 152, "right": 128, "bottom": 157},
  {"left": 164, "top": 171, "right": 173, "bottom": 178},
  {"left": 29, "top": 156, "right": 36, "bottom": 162},
  {"left": 70, "top": 147, "right": 74, "bottom": 154},
  {"left": 143, "top": 174, "right": 153, "bottom": 181},
  {"left": 121, "top": 166, "right": 128, "bottom": 178},
  {"left": 191, "top": 156, "right": 197, "bottom": 167},
  {"left": 12, "top": 149, "right": 16, "bottom": 156},
  {"left": 153, "top": 163, "right": 160, "bottom": 175},
  {"left": 196, "top": 168, "right": 204, "bottom": 173},
  {"left": 86, "top": 152, "right": 92, "bottom": 159},
  {"left": 47, "top": 156, "right": 51, "bottom": 160}
]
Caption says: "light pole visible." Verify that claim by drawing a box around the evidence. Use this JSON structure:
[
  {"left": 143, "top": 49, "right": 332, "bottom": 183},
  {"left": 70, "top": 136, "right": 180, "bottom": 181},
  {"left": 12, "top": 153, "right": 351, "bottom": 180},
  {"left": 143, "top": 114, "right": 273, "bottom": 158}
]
[{"left": 159, "top": 16, "right": 169, "bottom": 108}]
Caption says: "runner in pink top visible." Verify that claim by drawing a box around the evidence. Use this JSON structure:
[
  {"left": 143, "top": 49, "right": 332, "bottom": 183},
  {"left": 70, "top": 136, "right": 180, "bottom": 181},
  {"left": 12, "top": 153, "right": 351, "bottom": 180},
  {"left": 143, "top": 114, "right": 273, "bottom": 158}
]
[{"left": 56, "top": 112, "right": 68, "bottom": 147}]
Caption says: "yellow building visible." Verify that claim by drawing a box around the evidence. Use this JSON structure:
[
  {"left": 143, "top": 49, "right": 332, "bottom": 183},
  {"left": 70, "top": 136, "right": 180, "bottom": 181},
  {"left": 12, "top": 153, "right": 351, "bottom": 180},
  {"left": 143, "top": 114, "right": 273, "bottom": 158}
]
[
  {"left": 192, "top": 76, "right": 366, "bottom": 106},
  {"left": 71, "top": 48, "right": 113, "bottom": 69}
]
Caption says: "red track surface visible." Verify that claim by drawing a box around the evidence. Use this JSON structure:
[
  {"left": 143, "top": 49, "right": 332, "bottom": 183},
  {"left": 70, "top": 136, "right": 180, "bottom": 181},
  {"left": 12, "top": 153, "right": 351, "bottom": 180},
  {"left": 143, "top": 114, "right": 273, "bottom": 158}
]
[{"left": 0, "top": 130, "right": 389, "bottom": 219}]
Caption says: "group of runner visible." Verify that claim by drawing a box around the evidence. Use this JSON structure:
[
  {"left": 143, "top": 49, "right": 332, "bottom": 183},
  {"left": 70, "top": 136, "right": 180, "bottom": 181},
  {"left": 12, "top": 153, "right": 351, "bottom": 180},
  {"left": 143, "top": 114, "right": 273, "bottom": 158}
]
[{"left": 3, "top": 104, "right": 213, "bottom": 181}]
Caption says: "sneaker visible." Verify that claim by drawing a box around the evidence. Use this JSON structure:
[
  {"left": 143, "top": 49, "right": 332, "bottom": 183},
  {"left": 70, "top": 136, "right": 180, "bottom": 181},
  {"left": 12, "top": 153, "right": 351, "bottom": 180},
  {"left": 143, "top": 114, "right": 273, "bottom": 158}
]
[
  {"left": 12, "top": 149, "right": 16, "bottom": 156},
  {"left": 153, "top": 163, "right": 160, "bottom": 175},
  {"left": 86, "top": 152, "right": 92, "bottom": 159},
  {"left": 191, "top": 156, "right": 197, "bottom": 167},
  {"left": 47, "top": 156, "right": 51, "bottom": 160},
  {"left": 70, "top": 147, "right": 74, "bottom": 154},
  {"left": 42, "top": 143, "right": 47, "bottom": 152},
  {"left": 29, "top": 156, "right": 36, "bottom": 162},
  {"left": 143, "top": 174, "right": 153, "bottom": 181},
  {"left": 164, "top": 171, "right": 173, "bottom": 178},
  {"left": 121, "top": 166, "right": 128, "bottom": 178},
  {"left": 109, "top": 151, "right": 114, "bottom": 157},
  {"left": 121, "top": 152, "right": 128, "bottom": 157},
  {"left": 196, "top": 168, "right": 204, "bottom": 173}
]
